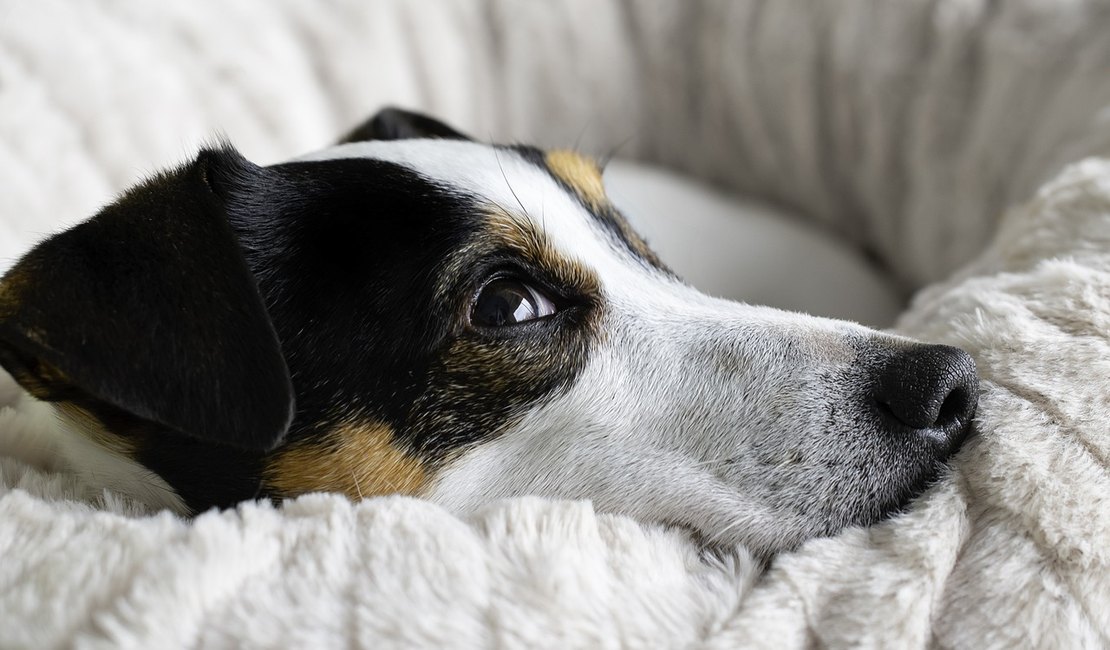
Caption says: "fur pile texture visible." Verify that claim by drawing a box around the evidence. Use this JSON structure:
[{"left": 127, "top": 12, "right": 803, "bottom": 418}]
[{"left": 2, "top": 1, "right": 1109, "bottom": 647}]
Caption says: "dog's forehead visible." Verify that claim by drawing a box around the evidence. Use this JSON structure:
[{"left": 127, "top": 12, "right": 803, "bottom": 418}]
[{"left": 293, "top": 140, "right": 654, "bottom": 280}]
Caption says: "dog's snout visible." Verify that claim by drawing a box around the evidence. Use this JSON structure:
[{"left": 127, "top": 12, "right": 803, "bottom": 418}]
[{"left": 871, "top": 344, "right": 979, "bottom": 445}]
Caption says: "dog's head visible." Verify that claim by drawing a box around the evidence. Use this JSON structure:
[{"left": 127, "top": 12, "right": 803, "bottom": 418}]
[{"left": 0, "top": 109, "right": 977, "bottom": 555}]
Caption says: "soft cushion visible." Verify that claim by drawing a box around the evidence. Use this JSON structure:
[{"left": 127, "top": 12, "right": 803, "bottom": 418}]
[{"left": 605, "top": 160, "right": 904, "bottom": 326}]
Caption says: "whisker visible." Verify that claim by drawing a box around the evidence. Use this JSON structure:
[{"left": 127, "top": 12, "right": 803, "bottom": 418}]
[
  {"left": 572, "top": 117, "right": 594, "bottom": 153},
  {"left": 599, "top": 134, "right": 637, "bottom": 170},
  {"left": 351, "top": 471, "right": 365, "bottom": 500},
  {"left": 708, "top": 516, "right": 749, "bottom": 546},
  {"left": 493, "top": 146, "right": 530, "bottom": 218}
]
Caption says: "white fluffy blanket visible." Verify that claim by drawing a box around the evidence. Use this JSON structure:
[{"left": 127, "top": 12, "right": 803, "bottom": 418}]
[{"left": 2, "top": 1, "right": 1110, "bottom": 647}]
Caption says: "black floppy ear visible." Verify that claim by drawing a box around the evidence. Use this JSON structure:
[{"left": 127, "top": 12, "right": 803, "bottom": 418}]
[
  {"left": 0, "top": 147, "right": 294, "bottom": 451},
  {"left": 338, "top": 107, "right": 472, "bottom": 143}
]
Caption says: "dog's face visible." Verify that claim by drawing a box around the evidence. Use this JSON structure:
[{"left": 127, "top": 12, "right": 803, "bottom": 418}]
[{"left": 0, "top": 109, "right": 977, "bottom": 555}]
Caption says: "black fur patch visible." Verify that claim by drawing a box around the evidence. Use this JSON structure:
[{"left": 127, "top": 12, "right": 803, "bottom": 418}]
[
  {"left": 226, "top": 155, "right": 602, "bottom": 504},
  {"left": 339, "top": 107, "right": 471, "bottom": 144},
  {"left": 0, "top": 151, "right": 294, "bottom": 452},
  {"left": 0, "top": 144, "right": 605, "bottom": 512}
]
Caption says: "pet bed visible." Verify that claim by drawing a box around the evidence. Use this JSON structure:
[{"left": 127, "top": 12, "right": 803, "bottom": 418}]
[{"left": 2, "top": 1, "right": 1109, "bottom": 647}]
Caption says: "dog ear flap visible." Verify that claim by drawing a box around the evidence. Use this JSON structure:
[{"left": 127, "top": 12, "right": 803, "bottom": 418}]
[
  {"left": 339, "top": 107, "right": 472, "bottom": 143},
  {"left": 0, "top": 147, "right": 294, "bottom": 451}
]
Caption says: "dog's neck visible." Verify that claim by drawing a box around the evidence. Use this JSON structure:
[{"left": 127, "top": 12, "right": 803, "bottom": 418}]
[{"left": 0, "top": 384, "right": 186, "bottom": 513}]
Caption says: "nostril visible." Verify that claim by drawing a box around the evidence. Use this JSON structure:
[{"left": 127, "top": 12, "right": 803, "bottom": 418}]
[
  {"left": 935, "top": 385, "right": 971, "bottom": 429},
  {"left": 871, "top": 344, "right": 979, "bottom": 437}
]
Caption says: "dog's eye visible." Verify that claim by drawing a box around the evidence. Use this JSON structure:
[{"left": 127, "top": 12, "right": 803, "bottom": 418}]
[{"left": 471, "top": 279, "right": 558, "bottom": 327}]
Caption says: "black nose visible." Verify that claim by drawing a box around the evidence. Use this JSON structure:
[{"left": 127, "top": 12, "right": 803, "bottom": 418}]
[{"left": 872, "top": 344, "right": 979, "bottom": 445}]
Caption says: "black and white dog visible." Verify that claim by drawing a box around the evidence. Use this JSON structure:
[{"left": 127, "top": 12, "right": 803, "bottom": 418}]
[{"left": 0, "top": 109, "right": 977, "bottom": 556}]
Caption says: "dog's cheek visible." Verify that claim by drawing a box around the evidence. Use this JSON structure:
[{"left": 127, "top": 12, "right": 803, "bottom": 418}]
[
  {"left": 262, "top": 421, "right": 428, "bottom": 500},
  {"left": 406, "top": 326, "right": 592, "bottom": 458}
]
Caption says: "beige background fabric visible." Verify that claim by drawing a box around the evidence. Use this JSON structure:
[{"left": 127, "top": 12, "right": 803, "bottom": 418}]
[{"left": 4, "top": 1, "right": 1110, "bottom": 286}]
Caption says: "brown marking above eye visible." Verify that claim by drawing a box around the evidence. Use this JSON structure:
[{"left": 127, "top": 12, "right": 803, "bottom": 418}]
[
  {"left": 544, "top": 149, "right": 608, "bottom": 210},
  {"left": 262, "top": 421, "right": 427, "bottom": 500},
  {"left": 541, "top": 149, "right": 668, "bottom": 272},
  {"left": 435, "top": 205, "right": 602, "bottom": 317},
  {"left": 484, "top": 207, "right": 602, "bottom": 297}
]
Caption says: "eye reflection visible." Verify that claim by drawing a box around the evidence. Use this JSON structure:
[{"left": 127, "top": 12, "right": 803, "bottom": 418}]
[{"left": 471, "top": 279, "right": 557, "bottom": 327}]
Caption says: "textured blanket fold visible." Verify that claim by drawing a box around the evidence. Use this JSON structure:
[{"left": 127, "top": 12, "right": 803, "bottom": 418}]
[{"left": 2, "top": 1, "right": 1110, "bottom": 648}]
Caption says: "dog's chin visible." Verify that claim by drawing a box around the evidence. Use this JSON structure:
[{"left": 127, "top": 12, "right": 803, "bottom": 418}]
[
  {"left": 870, "top": 457, "right": 955, "bottom": 523},
  {"left": 816, "top": 458, "right": 959, "bottom": 544},
  {"left": 685, "top": 458, "right": 958, "bottom": 559}
]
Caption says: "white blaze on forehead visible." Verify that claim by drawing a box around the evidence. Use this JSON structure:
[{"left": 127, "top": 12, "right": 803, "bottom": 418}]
[
  {"left": 294, "top": 140, "right": 878, "bottom": 333},
  {"left": 294, "top": 140, "right": 649, "bottom": 287}
]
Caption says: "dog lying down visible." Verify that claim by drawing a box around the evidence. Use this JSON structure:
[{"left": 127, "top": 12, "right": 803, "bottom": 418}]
[{"left": 0, "top": 109, "right": 977, "bottom": 557}]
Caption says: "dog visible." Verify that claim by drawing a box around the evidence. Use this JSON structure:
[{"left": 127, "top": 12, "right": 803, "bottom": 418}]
[{"left": 0, "top": 108, "right": 977, "bottom": 556}]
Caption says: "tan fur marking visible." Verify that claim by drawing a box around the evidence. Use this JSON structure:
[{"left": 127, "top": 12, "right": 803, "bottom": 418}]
[
  {"left": 3, "top": 356, "right": 70, "bottom": 401},
  {"left": 264, "top": 422, "right": 427, "bottom": 500},
  {"left": 485, "top": 208, "right": 602, "bottom": 296},
  {"left": 54, "top": 401, "right": 137, "bottom": 456},
  {"left": 544, "top": 150, "right": 667, "bottom": 270},
  {"left": 545, "top": 150, "right": 608, "bottom": 209},
  {"left": 435, "top": 205, "right": 603, "bottom": 310}
]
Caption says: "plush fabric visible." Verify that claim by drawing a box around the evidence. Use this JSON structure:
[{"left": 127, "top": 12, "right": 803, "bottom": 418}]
[{"left": 2, "top": 1, "right": 1109, "bottom": 647}]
